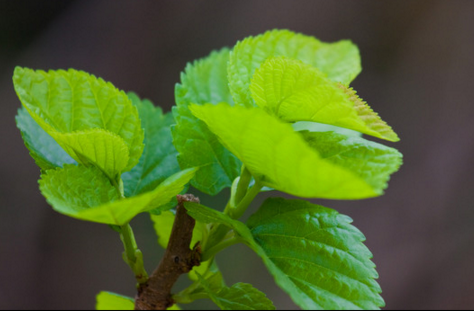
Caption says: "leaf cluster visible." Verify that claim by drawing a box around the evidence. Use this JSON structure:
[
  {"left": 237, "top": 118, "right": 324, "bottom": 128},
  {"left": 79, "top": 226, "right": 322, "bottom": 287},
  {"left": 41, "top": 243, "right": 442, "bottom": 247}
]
[{"left": 14, "top": 29, "right": 402, "bottom": 310}]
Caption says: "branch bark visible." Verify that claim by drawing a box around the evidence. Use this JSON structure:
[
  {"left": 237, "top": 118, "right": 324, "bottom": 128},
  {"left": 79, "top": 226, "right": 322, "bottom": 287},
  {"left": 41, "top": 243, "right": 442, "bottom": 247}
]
[{"left": 135, "top": 194, "right": 201, "bottom": 310}]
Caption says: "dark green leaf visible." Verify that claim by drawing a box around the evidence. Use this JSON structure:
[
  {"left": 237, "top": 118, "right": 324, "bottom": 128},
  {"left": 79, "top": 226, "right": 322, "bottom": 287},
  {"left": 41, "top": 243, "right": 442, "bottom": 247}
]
[
  {"left": 122, "top": 93, "right": 181, "bottom": 197},
  {"left": 172, "top": 48, "right": 241, "bottom": 195},
  {"left": 247, "top": 198, "right": 385, "bottom": 310}
]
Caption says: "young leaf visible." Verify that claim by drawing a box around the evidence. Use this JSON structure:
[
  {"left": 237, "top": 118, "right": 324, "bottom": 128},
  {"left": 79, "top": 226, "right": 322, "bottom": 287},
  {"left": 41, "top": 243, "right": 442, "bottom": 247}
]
[
  {"left": 190, "top": 103, "right": 383, "bottom": 199},
  {"left": 53, "top": 128, "right": 131, "bottom": 179},
  {"left": 228, "top": 29, "right": 361, "bottom": 107},
  {"left": 96, "top": 292, "right": 134, "bottom": 310},
  {"left": 74, "top": 168, "right": 197, "bottom": 225},
  {"left": 173, "top": 48, "right": 241, "bottom": 195},
  {"left": 176, "top": 48, "right": 235, "bottom": 106},
  {"left": 122, "top": 93, "right": 181, "bottom": 197},
  {"left": 250, "top": 57, "right": 399, "bottom": 142},
  {"left": 16, "top": 107, "right": 76, "bottom": 170},
  {"left": 39, "top": 164, "right": 120, "bottom": 216},
  {"left": 196, "top": 274, "right": 275, "bottom": 310},
  {"left": 300, "top": 131, "right": 403, "bottom": 194},
  {"left": 151, "top": 211, "right": 177, "bottom": 249},
  {"left": 40, "top": 165, "right": 197, "bottom": 225},
  {"left": 13, "top": 67, "right": 144, "bottom": 178},
  {"left": 96, "top": 292, "right": 180, "bottom": 310},
  {"left": 247, "top": 198, "right": 385, "bottom": 310}
]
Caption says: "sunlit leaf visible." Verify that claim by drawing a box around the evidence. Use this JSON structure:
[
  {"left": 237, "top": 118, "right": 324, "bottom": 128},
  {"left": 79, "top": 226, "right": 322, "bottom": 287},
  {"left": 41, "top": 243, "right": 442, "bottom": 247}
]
[
  {"left": 13, "top": 67, "right": 144, "bottom": 178},
  {"left": 250, "top": 57, "right": 399, "bottom": 141},
  {"left": 96, "top": 292, "right": 180, "bottom": 310},
  {"left": 40, "top": 165, "right": 197, "bottom": 225},
  {"left": 96, "top": 292, "right": 134, "bottom": 310},
  {"left": 228, "top": 29, "right": 361, "bottom": 107},
  {"left": 190, "top": 103, "right": 381, "bottom": 199}
]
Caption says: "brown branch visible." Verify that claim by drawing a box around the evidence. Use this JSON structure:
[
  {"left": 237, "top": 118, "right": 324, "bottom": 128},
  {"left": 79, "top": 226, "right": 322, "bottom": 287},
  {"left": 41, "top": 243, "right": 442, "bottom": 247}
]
[{"left": 135, "top": 194, "right": 201, "bottom": 310}]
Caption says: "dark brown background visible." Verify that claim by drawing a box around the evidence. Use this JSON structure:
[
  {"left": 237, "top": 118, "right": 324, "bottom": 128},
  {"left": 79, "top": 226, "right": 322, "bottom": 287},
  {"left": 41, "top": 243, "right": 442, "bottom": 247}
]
[{"left": 1, "top": 1, "right": 473, "bottom": 309}]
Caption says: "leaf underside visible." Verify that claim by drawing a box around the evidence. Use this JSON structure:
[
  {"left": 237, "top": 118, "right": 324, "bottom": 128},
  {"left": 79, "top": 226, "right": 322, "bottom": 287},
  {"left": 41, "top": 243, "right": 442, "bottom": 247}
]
[{"left": 16, "top": 107, "right": 76, "bottom": 170}]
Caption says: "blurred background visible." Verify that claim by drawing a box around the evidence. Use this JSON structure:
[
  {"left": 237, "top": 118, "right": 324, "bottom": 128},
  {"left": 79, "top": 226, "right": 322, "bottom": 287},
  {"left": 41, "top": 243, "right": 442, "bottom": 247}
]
[{"left": 1, "top": 0, "right": 473, "bottom": 309}]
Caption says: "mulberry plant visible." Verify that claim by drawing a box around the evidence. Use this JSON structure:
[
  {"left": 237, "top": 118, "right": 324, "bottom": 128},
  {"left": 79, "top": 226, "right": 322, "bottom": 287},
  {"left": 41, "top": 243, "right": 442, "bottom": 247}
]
[{"left": 14, "top": 29, "right": 402, "bottom": 310}]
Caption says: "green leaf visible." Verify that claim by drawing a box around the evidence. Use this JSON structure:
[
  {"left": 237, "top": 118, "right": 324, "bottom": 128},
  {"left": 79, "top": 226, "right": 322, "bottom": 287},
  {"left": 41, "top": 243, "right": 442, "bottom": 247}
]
[
  {"left": 300, "top": 131, "right": 402, "bottom": 194},
  {"left": 250, "top": 57, "right": 399, "bottom": 142},
  {"left": 173, "top": 48, "right": 241, "bottom": 195},
  {"left": 39, "top": 164, "right": 120, "bottom": 217},
  {"left": 196, "top": 274, "right": 275, "bottom": 310},
  {"left": 183, "top": 202, "right": 255, "bottom": 247},
  {"left": 190, "top": 103, "right": 382, "bottom": 199},
  {"left": 228, "top": 29, "right": 361, "bottom": 107},
  {"left": 40, "top": 165, "right": 197, "bottom": 225},
  {"left": 184, "top": 199, "right": 384, "bottom": 310},
  {"left": 176, "top": 48, "right": 235, "bottom": 107},
  {"left": 122, "top": 93, "right": 181, "bottom": 197},
  {"left": 76, "top": 168, "right": 197, "bottom": 225},
  {"left": 13, "top": 67, "right": 144, "bottom": 178},
  {"left": 151, "top": 210, "right": 176, "bottom": 249},
  {"left": 16, "top": 107, "right": 76, "bottom": 170},
  {"left": 96, "top": 292, "right": 180, "bottom": 310},
  {"left": 52, "top": 128, "right": 131, "bottom": 180},
  {"left": 247, "top": 198, "right": 384, "bottom": 310},
  {"left": 96, "top": 292, "right": 134, "bottom": 310}
]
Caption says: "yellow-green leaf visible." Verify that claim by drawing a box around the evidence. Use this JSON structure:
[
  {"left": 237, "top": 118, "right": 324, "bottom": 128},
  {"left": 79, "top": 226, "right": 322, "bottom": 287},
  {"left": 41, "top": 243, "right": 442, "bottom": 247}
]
[
  {"left": 95, "top": 292, "right": 182, "bottom": 310},
  {"left": 250, "top": 57, "right": 399, "bottom": 142},
  {"left": 40, "top": 165, "right": 197, "bottom": 225},
  {"left": 228, "top": 29, "right": 361, "bottom": 107},
  {"left": 96, "top": 292, "right": 134, "bottom": 310},
  {"left": 190, "top": 103, "right": 378, "bottom": 199},
  {"left": 13, "top": 67, "right": 144, "bottom": 178}
]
